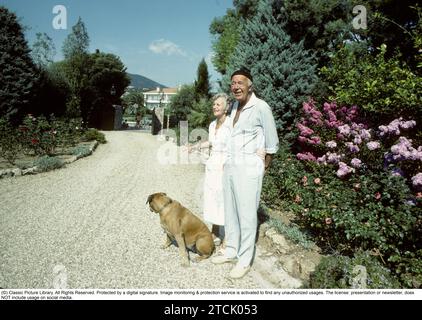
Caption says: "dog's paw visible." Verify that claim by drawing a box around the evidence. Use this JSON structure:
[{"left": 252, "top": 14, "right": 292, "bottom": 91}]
[
  {"left": 181, "top": 260, "right": 190, "bottom": 268},
  {"left": 161, "top": 243, "right": 171, "bottom": 249}
]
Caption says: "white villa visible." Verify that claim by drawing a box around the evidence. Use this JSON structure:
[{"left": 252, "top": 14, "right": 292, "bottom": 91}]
[{"left": 143, "top": 87, "right": 179, "bottom": 110}]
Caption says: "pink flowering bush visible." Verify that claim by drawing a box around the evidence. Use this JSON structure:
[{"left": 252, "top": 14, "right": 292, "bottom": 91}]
[{"left": 295, "top": 99, "right": 421, "bottom": 192}]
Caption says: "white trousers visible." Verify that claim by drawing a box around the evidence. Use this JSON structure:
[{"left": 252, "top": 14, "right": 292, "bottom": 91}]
[{"left": 222, "top": 155, "right": 264, "bottom": 267}]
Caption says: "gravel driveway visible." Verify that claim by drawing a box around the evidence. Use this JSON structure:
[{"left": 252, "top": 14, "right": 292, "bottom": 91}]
[{"left": 0, "top": 131, "right": 265, "bottom": 289}]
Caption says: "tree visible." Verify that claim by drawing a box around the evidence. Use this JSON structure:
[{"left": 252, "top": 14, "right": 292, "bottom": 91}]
[
  {"left": 224, "top": 0, "right": 318, "bottom": 136},
  {"left": 321, "top": 44, "right": 422, "bottom": 123},
  {"left": 365, "top": 0, "right": 420, "bottom": 70},
  {"left": 62, "top": 17, "right": 89, "bottom": 59},
  {"left": 209, "top": 1, "right": 259, "bottom": 76},
  {"left": 121, "top": 88, "right": 145, "bottom": 116},
  {"left": 210, "top": 9, "right": 241, "bottom": 75},
  {"left": 32, "top": 32, "right": 56, "bottom": 68},
  {"left": 277, "top": 0, "right": 420, "bottom": 69},
  {"left": 169, "top": 84, "right": 197, "bottom": 123},
  {"left": 277, "top": 0, "right": 355, "bottom": 67},
  {"left": 29, "top": 62, "right": 70, "bottom": 118},
  {"left": 194, "top": 58, "right": 211, "bottom": 99},
  {"left": 83, "top": 51, "right": 130, "bottom": 127},
  {"left": 188, "top": 97, "right": 213, "bottom": 129},
  {"left": 0, "top": 6, "right": 38, "bottom": 121}
]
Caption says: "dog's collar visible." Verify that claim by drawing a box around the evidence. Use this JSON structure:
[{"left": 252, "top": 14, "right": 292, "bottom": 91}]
[{"left": 157, "top": 199, "right": 173, "bottom": 213}]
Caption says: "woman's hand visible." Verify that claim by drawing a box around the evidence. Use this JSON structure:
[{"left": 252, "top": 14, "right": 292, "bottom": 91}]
[{"left": 256, "top": 148, "right": 266, "bottom": 161}]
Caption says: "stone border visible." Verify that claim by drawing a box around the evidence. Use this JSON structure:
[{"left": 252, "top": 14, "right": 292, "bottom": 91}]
[{"left": 0, "top": 140, "right": 99, "bottom": 179}]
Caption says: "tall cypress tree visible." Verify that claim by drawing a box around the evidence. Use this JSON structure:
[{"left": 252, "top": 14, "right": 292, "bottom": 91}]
[
  {"left": 0, "top": 6, "right": 38, "bottom": 120},
  {"left": 194, "top": 58, "right": 211, "bottom": 99},
  {"left": 225, "top": 0, "right": 318, "bottom": 135}
]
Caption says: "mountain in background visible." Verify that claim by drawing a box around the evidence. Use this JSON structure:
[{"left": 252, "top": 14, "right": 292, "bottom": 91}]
[{"left": 127, "top": 73, "right": 167, "bottom": 90}]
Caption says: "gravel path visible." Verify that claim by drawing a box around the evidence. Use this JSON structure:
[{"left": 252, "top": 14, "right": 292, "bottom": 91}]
[{"left": 0, "top": 131, "right": 265, "bottom": 289}]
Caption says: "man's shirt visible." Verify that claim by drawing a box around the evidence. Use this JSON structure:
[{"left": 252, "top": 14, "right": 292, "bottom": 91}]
[{"left": 226, "top": 93, "right": 279, "bottom": 163}]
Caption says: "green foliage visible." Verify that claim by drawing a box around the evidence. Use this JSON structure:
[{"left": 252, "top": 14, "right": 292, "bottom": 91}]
[
  {"left": 0, "top": 118, "right": 22, "bottom": 164},
  {"left": 62, "top": 17, "right": 90, "bottom": 59},
  {"left": 195, "top": 59, "right": 211, "bottom": 99},
  {"left": 30, "top": 66, "right": 69, "bottom": 118},
  {"left": 263, "top": 145, "right": 421, "bottom": 287},
  {"left": 59, "top": 50, "right": 130, "bottom": 126},
  {"left": 122, "top": 88, "right": 145, "bottom": 116},
  {"left": 31, "top": 32, "right": 56, "bottom": 68},
  {"left": 321, "top": 45, "right": 422, "bottom": 122},
  {"left": 72, "top": 144, "right": 92, "bottom": 158},
  {"left": 0, "top": 6, "right": 38, "bottom": 120},
  {"left": 169, "top": 84, "right": 197, "bottom": 123},
  {"left": 19, "top": 115, "right": 58, "bottom": 155},
  {"left": 224, "top": 0, "right": 318, "bottom": 134},
  {"left": 307, "top": 251, "right": 401, "bottom": 289},
  {"left": 390, "top": 250, "right": 422, "bottom": 288},
  {"left": 18, "top": 115, "right": 82, "bottom": 155},
  {"left": 278, "top": 0, "right": 355, "bottom": 67},
  {"left": 267, "top": 217, "right": 315, "bottom": 250},
  {"left": 210, "top": 9, "right": 241, "bottom": 75},
  {"left": 366, "top": 0, "right": 420, "bottom": 70},
  {"left": 262, "top": 142, "right": 305, "bottom": 208},
  {"left": 83, "top": 129, "right": 106, "bottom": 144},
  {"left": 33, "top": 155, "right": 64, "bottom": 172},
  {"left": 188, "top": 98, "right": 213, "bottom": 129},
  {"left": 85, "top": 51, "right": 130, "bottom": 127}
]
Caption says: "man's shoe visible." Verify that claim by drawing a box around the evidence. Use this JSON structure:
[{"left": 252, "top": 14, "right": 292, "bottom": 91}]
[
  {"left": 229, "top": 265, "right": 251, "bottom": 279},
  {"left": 211, "top": 255, "right": 237, "bottom": 265}
]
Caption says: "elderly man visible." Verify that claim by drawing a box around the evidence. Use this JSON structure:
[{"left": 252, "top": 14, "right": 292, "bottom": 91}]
[{"left": 212, "top": 68, "right": 279, "bottom": 279}]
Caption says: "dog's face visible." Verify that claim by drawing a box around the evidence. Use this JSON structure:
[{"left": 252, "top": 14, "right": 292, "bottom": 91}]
[{"left": 146, "top": 192, "right": 168, "bottom": 213}]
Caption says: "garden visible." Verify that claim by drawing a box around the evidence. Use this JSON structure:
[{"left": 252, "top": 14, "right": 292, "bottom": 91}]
[
  {"left": 206, "top": 0, "right": 421, "bottom": 288},
  {"left": 0, "top": 114, "right": 106, "bottom": 176},
  {"left": 0, "top": 7, "right": 123, "bottom": 176}
]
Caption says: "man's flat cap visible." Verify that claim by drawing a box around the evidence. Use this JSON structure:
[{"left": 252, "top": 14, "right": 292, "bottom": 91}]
[{"left": 231, "top": 67, "right": 253, "bottom": 82}]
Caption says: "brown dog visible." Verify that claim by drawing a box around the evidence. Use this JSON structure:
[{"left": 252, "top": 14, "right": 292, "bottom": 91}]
[{"left": 146, "top": 192, "right": 214, "bottom": 267}]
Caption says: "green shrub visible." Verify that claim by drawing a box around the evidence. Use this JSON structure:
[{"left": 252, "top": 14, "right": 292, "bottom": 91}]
[
  {"left": 267, "top": 217, "right": 314, "bottom": 250},
  {"left": 307, "top": 250, "right": 401, "bottom": 289},
  {"left": 72, "top": 144, "right": 91, "bottom": 158},
  {"left": 33, "top": 155, "right": 64, "bottom": 172},
  {"left": 263, "top": 145, "right": 421, "bottom": 287},
  {"left": 0, "top": 118, "right": 22, "bottom": 165},
  {"left": 390, "top": 250, "right": 422, "bottom": 288},
  {"left": 19, "top": 115, "right": 58, "bottom": 155},
  {"left": 262, "top": 143, "right": 306, "bottom": 209},
  {"left": 51, "top": 116, "right": 83, "bottom": 148},
  {"left": 321, "top": 44, "right": 422, "bottom": 123},
  {"left": 83, "top": 129, "right": 106, "bottom": 144}
]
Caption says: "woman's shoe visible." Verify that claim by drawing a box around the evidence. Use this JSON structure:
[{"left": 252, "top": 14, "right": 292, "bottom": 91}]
[{"left": 213, "top": 236, "right": 221, "bottom": 246}]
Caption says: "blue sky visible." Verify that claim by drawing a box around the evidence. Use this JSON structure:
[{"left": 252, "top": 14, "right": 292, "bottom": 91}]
[{"left": 1, "top": 0, "right": 233, "bottom": 87}]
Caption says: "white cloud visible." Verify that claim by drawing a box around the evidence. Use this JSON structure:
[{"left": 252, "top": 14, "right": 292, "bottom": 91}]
[{"left": 148, "top": 39, "right": 186, "bottom": 56}]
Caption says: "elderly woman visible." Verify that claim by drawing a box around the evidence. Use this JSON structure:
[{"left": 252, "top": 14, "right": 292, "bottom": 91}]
[
  {"left": 204, "top": 93, "right": 231, "bottom": 247},
  {"left": 190, "top": 93, "right": 231, "bottom": 248}
]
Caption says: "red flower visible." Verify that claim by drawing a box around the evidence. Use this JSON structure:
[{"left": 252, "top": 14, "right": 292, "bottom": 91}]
[
  {"left": 31, "top": 138, "right": 39, "bottom": 145},
  {"left": 375, "top": 192, "right": 381, "bottom": 200},
  {"left": 325, "top": 217, "right": 332, "bottom": 225},
  {"left": 314, "top": 178, "right": 321, "bottom": 185},
  {"left": 302, "top": 176, "right": 308, "bottom": 186},
  {"left": 294, "top": 195, "right": 302, "bottom": 203}
]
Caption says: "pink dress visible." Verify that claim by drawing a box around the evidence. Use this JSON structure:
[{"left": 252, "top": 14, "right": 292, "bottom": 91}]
[{"left": 203, "top": 118, "right": 231, "bottom": 225}]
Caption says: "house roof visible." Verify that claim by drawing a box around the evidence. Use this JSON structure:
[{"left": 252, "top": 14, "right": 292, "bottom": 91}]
[{"left": 144, "top": 87, "right": 178, "bottom": 94}]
